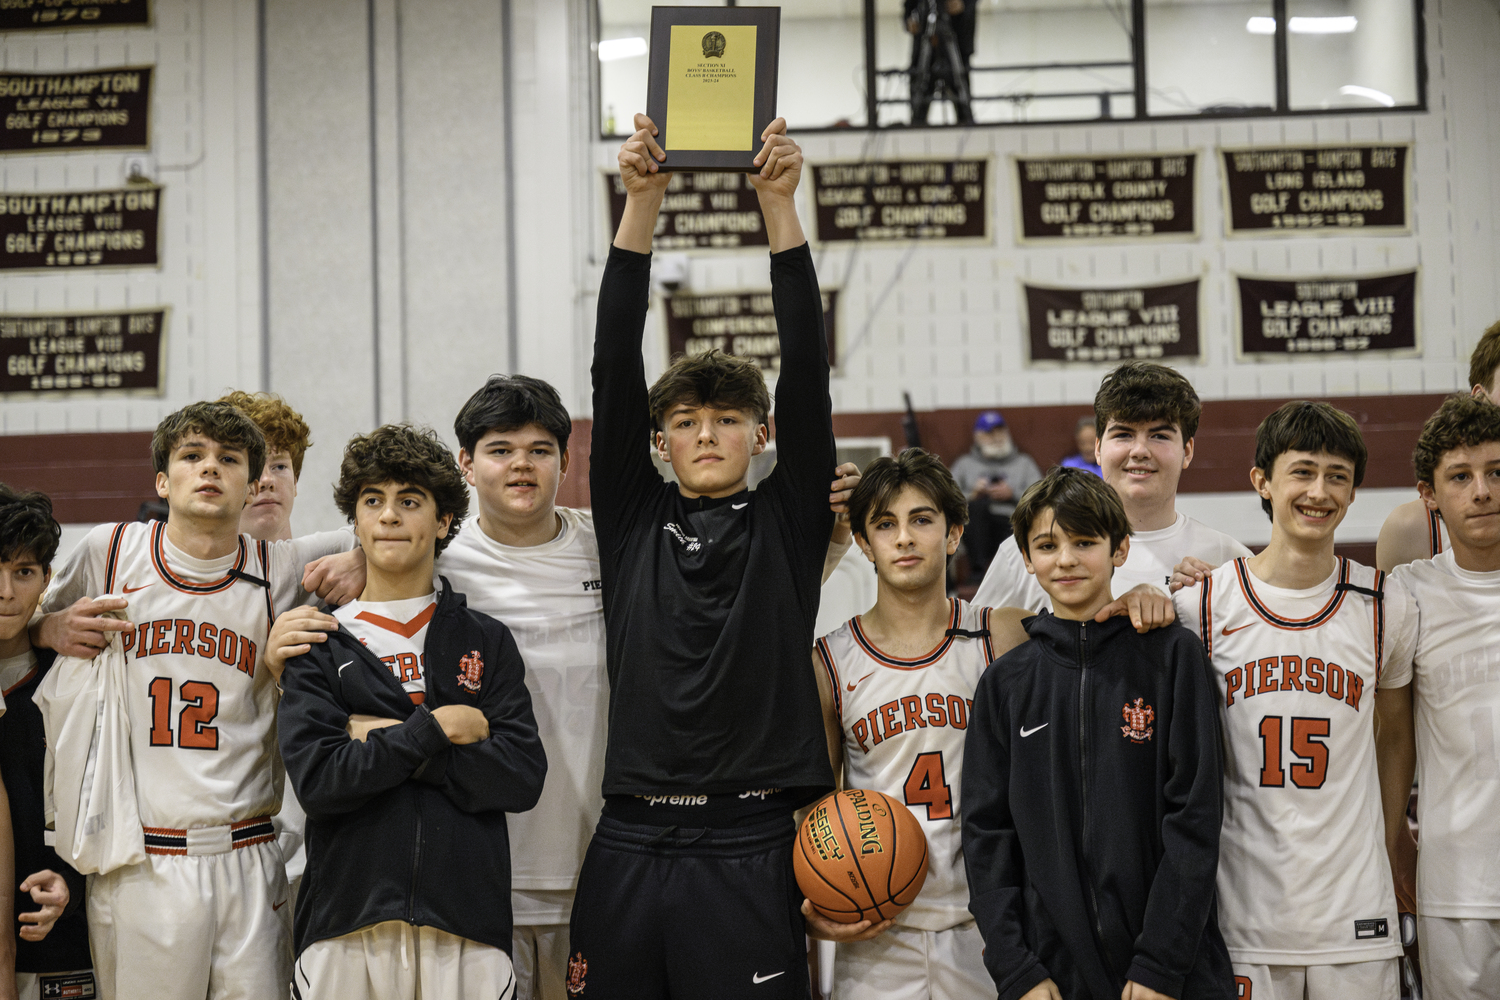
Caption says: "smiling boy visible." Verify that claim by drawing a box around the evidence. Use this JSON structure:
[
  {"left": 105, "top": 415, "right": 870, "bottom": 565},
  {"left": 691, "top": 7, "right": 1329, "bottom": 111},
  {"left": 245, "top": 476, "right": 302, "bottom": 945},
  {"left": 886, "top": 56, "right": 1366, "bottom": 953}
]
[
  {"left": 1173, "top": 402, "right": 1419, "bottom": 1000},
  {"left": 275, "top": 424, "right": 545, "bottom": 999},
  {"left": 34, "top": 401, "right": 358, "bottom": 999},
  {"left": 568, "top": 113, "right": 838, "bottom": 998},
  {"left": 1381, "top": 394, "right": 1500, "bottom": 998},
  {"left": 963, "top": 467, "right": 1232, "bottom": 1000},
  {"left": 976, "top": 361, "right": 1249, "bottom": 610}
]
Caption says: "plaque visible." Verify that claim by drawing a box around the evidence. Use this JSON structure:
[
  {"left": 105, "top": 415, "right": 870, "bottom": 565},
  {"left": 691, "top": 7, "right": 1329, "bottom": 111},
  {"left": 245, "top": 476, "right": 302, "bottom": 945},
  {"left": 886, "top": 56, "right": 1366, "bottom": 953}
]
[
  {"left": 666, "top": 288, "right": 837, "bottom": 370},
  {"left": 1235, "top": 272, "right": 1419, "bottom": 358},
  {"left": 0, "top": 0, "right": 151, "bottom": 31},
  {"left": 0, "top": 185, "right": 161, "bottom": 270},
  {"left": 645, "top": 6, "right": 779, "bottom": 173},
  {"left": 1, "top": 308, "right": 166, "bottom": 396},
  {"left": 811, "top": 158, "right": 990, "bottom": 244},
  {"left": 1220, "top": 145, "right": 1411, "bottom": 236},
  {"left": 0, "top": 66, "right": 153, "bottom": 153},
  {"left": 1012, "top": 153, "right": 1196, "bottom": 243},
  {"left": 1024, "top": 280, "right": 1201, "bottom": 365}
]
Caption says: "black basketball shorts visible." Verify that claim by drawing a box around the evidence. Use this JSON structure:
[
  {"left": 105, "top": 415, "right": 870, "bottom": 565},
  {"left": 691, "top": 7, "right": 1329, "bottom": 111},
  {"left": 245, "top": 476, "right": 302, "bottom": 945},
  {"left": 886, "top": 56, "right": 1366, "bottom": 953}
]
[{"left": 565, "top": 814, "right": 810, "bottom": 999}]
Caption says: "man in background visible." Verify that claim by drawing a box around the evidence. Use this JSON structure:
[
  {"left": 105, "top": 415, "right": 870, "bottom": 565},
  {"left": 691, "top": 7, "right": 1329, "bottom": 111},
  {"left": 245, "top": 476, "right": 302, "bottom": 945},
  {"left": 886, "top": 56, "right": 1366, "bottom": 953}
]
[{"left": 950, "top": 410, "right": 1041, "bottom": 576}]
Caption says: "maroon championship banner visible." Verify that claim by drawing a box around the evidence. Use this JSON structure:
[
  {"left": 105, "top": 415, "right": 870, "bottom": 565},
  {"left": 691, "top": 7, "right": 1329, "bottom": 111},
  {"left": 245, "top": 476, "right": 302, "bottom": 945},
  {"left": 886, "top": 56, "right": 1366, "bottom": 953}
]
[
  {"left": 0, "top": 67, "right": 152, "bottom": 152},
  {"left": 0, "top": 0, "right": 151, "bottom": 30},
  {"left": 1236, "top": 272, "right": 1419, "bottom": 357},
  {"left": 1025, "top": 279, "right": 1200, "bottom": 365},
  {"left": 812, "top": 158, "right": 990, "bottom": 243},
  {"left": 605, "top": 171, "right": 768, "bottom": 250},
  {"left": 1, "top": 308, "right": 165, "bottom": 395},
  {"left": 1013, "top": 153, "right": 1196, "bottom": 242},
  {"left": 0, "top": 186, "right": 161, "bottom": 270},
  {"left": 1221, "top": 145, "right": 1410, "bottom": 235},
  {"left": 666, "top": 289, "right": 837, "bottom": 370}
]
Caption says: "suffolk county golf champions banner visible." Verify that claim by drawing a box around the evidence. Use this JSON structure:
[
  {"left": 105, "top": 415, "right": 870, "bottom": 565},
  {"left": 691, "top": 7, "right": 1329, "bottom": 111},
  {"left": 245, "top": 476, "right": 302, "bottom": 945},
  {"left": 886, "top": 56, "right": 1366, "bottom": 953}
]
[
  {"left": 1025, "top": 279, "right": 1200, "bottom": 365},
  {"left": 1236, "top": 272, "right": 1418, "bottom": 357},
  {"left": 1013, "top": 153, "right": 1196, "bottom": 242}
]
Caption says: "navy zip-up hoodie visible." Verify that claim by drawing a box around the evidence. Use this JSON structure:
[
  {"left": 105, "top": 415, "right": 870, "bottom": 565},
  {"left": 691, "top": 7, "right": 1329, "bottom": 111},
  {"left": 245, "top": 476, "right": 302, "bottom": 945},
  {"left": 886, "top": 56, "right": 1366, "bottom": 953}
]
[
  {"left": 278, "top": 578, "right": 546, "bottom": 956},
  {"left": 962, "top": 612, "right": 1233, "bottom": 1000}
]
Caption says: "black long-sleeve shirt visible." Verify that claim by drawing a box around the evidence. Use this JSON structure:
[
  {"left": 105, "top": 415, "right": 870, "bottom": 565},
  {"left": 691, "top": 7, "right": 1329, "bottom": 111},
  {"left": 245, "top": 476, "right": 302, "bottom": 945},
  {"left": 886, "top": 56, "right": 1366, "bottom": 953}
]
[
  {"left": 590, "top": 242, "right": 836, "bottom": 800},
  {"left": 962, "top": 612, "right": 1233, "bottom": 1000}
]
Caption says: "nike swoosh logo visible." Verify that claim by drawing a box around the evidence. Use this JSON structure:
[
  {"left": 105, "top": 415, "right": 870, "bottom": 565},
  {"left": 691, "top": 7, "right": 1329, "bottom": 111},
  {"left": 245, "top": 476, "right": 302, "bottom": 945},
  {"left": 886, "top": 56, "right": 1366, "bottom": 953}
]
[
  {"left": 337, "top": 660, "right": 353, "bottom": 676},
  {"left": 122, "top": 583, "right": 152, "bottom": 594},
  {"left": 845, "top": 672, "right": 875, "bottom": 692},
  {"left": 1020, "top": 723, "right": 1048, "bottom": 737},
  {"left": 1221, "top": 623, "right": 1254, "bottom": 636},
  {"left": 272, "top": 900, "right": 287, "bottom": 911},
  {"left": 732, "top": 502, "right": 749, "bottom": 510},
  {"left": 752, "top": 972, "right": 785, "bottom": 984}
]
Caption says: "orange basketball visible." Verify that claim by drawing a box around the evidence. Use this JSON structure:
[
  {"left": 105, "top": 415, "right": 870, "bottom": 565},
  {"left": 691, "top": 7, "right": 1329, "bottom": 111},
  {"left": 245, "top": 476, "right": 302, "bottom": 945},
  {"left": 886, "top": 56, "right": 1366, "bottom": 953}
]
[{"left": 794, "top": 788, "right": 929, "bottom": 924}]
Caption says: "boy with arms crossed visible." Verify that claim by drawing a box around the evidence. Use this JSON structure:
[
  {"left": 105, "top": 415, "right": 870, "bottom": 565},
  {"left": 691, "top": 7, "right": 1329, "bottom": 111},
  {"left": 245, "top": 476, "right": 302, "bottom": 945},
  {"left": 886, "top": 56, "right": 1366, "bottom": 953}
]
[
  {"left": 963, "top": 467, "right": 1232, "bottom": 1000},
  {"left": 809, "top": 452, "right": 1179, "bottom": 999},
  {"left": 0, "top": 487, "right": 90, "bottom": 1000},
  {"left": 976, "top": 361, "right": 1249, "bottom": 610},
  {"left": 1376, "top": 320, "right": 1500, "bottom": 571},
  {"left": 569, "top": 113, "right": 834, "bottom": 998},
  {"left": 275, "top": 424, "right": 545, "bottom": 999},
  {"left": 1174, "top": 402, "right": 1418, "bottom": 999},
  {"left": 34, "top": 401, "right": 358, "bottom": 999},
  {"left": 1382, "top": 394, "right": 1500, "bottom": 998}
]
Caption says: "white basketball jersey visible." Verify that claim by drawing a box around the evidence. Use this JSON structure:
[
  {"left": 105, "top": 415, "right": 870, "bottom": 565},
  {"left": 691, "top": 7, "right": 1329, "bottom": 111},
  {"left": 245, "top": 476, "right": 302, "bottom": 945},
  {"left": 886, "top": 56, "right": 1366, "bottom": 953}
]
[
  {"left": 42, "top": 521, "right": 355, "bottom": 831},
  {"left": 334, "top": 593, "right": 437, "bottom": 704},
  {"left": 1391, "top": 551, "right": 1500, "bottom": 919},
  {"left": 814, "top": 599, "right": 995, "bottom": 932},
  {"left": 436, "top": 507, "right": 607, "bottom": 900},
  {"left": 1175, "top": 557, "right": 1416, "bottom": 966}
]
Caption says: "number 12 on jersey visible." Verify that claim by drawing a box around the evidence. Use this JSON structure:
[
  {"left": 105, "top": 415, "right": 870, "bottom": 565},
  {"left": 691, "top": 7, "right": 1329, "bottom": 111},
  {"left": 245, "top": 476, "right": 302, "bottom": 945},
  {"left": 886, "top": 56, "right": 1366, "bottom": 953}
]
[{"left": 148, "top": 677, "right": 221, "bottom": 750}]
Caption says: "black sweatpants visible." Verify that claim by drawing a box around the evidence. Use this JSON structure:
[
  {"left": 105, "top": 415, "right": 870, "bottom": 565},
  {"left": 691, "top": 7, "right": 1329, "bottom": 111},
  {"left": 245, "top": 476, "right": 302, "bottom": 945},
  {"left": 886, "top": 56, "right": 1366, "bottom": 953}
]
[{"left": 567, "top": 814, "right": 810, "bottom": 999}]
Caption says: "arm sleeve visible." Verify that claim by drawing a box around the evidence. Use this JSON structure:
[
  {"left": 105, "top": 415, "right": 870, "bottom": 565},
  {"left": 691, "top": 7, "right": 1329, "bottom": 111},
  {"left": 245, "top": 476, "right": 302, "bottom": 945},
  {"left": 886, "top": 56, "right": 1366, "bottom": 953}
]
[
  {"left": 409, "top": 629, "right": 547, "bottom": 815},
  {"left": 1125, "top": 633, "right": 1226, "bottom": 996},
  {"left": 961, "top": 674, "right": 1051, "bottom": 1000},
  {"left": 760, "top": 244, "right": 836, "bottom": 572},
  {"left": 973, "top": 537, "right": 1050, "bottom": 614},
  {"left": 278, "top": 655, "right": 453, "bottom": 817},
  {"left": 269, "top": 529, "right": 359, "bottom": 612},
  {"left": 589, "top": 245, "right": 662, "bottom": 550}
]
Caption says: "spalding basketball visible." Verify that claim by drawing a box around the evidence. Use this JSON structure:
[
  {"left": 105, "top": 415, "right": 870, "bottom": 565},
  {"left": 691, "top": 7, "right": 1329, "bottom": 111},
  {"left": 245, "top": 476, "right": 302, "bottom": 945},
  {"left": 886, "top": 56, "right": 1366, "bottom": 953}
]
[{"left": 794, "top": 788, "right": 929, "bottom": 924}]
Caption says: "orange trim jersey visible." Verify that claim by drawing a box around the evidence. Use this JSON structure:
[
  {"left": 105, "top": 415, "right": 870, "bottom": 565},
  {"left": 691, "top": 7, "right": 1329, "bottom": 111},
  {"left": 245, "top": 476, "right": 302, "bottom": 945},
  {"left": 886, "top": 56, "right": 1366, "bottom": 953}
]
[
  {"left": 815, "top": 599, "right": 996, "bottom": 932},
  {"left": 1174, "top": 557, "right": 1417, "bottom": 966},
  {"left": 334, "top": 593, "right": 438, "bottom": 705},
  {"left": 42, "top": 521, "right": 355, "bottom": 830},
  {"left": 1426, "top": 508, "right": 1449, "bottom": 558}
]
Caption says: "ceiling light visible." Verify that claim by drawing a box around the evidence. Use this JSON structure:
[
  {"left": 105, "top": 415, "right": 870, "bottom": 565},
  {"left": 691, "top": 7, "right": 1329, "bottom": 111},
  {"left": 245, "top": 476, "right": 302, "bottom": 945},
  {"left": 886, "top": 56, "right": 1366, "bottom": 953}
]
[
  {"left": 1339, "top": 84, "right": 1396, "bottom": 106},
  {"left": 1246, "top": 16, "right": 1358, "bottom": 34},
  {"left": 598, "top": 37, "right": 648, "bottom": 62}
]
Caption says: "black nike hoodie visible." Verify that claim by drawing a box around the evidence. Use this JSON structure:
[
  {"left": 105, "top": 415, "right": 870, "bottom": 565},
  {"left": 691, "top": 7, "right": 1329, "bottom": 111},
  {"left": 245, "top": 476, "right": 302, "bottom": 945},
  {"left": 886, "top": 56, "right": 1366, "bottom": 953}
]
[
  {"left": 962, "top": 612, "right": 1234, "bottom": 1000},
  {"left": 278, "top": 578, "right": 546, "bottom": 956}
]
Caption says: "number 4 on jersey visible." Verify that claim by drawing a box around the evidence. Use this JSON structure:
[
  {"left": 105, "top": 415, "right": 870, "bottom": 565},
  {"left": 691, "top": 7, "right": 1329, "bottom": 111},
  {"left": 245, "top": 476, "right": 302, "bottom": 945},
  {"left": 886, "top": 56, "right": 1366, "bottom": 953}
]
[{"left": 903, "top": 751, "right": 953, "bottom": 820}]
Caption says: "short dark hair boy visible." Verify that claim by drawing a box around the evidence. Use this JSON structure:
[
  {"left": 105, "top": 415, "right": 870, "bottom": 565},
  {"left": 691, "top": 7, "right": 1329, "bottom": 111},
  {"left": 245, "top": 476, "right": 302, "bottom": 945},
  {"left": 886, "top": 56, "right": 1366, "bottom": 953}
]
[
  {"left": 1252, "top": 400, "right": 1367, "bottom": 518},
  {"left": 150, "top": 400, "right": 267, "bottom": 482},
  {"left": 277, "top": 423, "right": 544, "bottom": 995},
  {"left": 848, "top": 447, "right": 968, "bottom": 543},
  {"left": 1093, "top": 359, "right": 1202, "bottom": 441},
  {"left": 0, "top": 486, "right": 94, "bottom": 993},
  {"left": 454, "top": 374, "right": 574, "bottom": 456},
  {"left": 963, "top": 466, "right": 1233, "bottom": 1000}
]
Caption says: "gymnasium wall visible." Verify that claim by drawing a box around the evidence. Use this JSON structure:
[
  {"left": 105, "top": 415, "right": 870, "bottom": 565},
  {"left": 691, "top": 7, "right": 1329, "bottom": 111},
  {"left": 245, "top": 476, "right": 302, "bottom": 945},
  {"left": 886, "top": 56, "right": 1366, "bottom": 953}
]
[{"left": 2, "top": 0, "right": 1499, "bottom": 552}]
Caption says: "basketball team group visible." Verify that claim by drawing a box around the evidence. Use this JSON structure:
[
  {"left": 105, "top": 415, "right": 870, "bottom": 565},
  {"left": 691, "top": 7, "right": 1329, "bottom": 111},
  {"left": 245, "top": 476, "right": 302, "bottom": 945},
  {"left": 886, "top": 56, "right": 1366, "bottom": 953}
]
[{"left": 0, "top": 116, "right": 1495, "bottom": 1000}]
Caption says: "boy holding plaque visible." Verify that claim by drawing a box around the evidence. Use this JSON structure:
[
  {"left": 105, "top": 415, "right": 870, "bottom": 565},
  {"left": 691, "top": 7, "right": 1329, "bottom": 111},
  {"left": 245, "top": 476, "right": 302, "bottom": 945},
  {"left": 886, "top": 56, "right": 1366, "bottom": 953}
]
[{"left": 568, "top": 113, "right": 837, "bottom": 999}]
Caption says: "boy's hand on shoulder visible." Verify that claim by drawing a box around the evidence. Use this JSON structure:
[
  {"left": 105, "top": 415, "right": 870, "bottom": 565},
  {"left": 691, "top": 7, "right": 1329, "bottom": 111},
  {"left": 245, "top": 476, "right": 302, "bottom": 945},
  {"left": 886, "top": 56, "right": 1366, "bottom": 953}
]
[
  {"left": 346, "top": 714, "right": 403, "bottom": 743},
  {"left": 303, "top": 549, "right": 366, "bottom": 607},
  {"left": 798, "top": 899, "right": 893, "bottom": 943},
  {"left": 1169, "top": 555, "right": 1216, "bottom": 593},
  {"left": 748, "top": 118, "right": 802, "bottom": 201},
  {"left": 16, "top": 869, "right": 68, "bottom": 941},
  {"left": 432, "top": 704, "right": 490, "bottom": 745},
  {"left": 1121, "top": 981, "right": 1172, "bottom": 1000},
  {"left": 1022, "top": 979, "right": 1063, "bottom": 1000},
  {"left": 265, "top": 607, "right": 339, "bottom": 682},
  {"left": 33, "top": 596, "right": 133, "bottom": 658},
  {"left": 619, "top": 114, "right": 671, "bottom": 198},
  {"left": 1096, "top": 584, "right": 1176, "bottom": 633}
]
